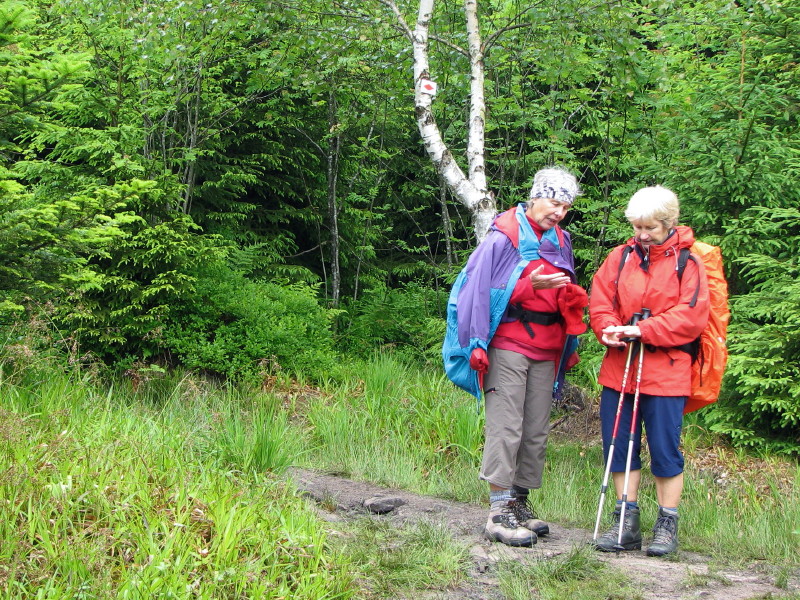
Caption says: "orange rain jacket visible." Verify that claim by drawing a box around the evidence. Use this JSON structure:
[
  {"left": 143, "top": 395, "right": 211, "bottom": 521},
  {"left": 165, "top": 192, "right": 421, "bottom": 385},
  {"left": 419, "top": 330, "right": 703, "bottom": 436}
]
[{"left": 589, "top": 226, "right": 710, "bottom": 397}]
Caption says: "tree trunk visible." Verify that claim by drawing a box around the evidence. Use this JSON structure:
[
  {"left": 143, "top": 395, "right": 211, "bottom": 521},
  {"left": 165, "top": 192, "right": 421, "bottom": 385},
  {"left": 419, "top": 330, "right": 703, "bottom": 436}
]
[
  {"left": 326, "top": 87, "right": 342, "bottom": 307},
  {"left": 382, "top": 0, "right": 496, "bottom": 243},
  {"left": 438, "top": 173, "right": 454, "bottom": 270}
]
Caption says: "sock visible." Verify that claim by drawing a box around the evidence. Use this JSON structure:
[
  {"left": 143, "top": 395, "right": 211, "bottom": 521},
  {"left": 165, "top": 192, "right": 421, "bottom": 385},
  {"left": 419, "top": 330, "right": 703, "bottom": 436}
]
[
  {"left": 659, "top": 506, "right": 678, "bottom": 517},
  {"left": 616, "top": 500, "right": 639, "bottom": 510},
  {"left": 511, "top": 485, "right": 529, "bottom": 499},
  {"left": 490, "top": 489, "right": 512, "bottom": 507}
]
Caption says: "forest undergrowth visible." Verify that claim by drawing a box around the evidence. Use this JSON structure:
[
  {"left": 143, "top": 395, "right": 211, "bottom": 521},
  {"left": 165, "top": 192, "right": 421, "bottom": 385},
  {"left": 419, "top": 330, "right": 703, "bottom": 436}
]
[{"left": 0, "top": 353, "right": 797, "bottom": 599}]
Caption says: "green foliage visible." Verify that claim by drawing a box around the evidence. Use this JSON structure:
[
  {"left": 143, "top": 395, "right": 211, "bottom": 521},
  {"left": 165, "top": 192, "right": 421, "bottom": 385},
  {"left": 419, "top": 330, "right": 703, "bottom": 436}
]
[
  {"left": 0, "top": 0, "right": 92, "bottom": 316},
  {"left": 705, "top": 207, "right": 800, "bottom": 455},
  {"left": 213, "top": 396, "right": 305, "bottom": 474},
  {"left": 0, "top": 1, "right": 87, "bottom": 134},
  {"left": 634, "top": 0, "right": 800, "bottom": 288},
  {"left": 162, "top": 264, "right": 339, "bottom": 383},
  {"left": 0, "top": 366, "right": 356, "bottom": 598},
  {"left": 338, "top": 281, "right": 447, "bottom": 366},
  {"left": 55, "top": 200, "right": 224, "bottom": 366},
  {"left": 0, "top": 181, "right": 143, "bottom": 319}
]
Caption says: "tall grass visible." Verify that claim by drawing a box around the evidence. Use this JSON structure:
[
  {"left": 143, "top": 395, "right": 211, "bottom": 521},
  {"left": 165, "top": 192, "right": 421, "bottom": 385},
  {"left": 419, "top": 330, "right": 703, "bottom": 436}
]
[
  {"left": 0, "top": 368, "right": 354, "bottom": 598},
  {"left": 301, "top": 352, "right": 800, "bottom": 568},
  {"left": 2, "top": 349, "right": 798, "bottom": 599},
  {"left": 306, "top": 352, "right": 485, "bottom": 502}
]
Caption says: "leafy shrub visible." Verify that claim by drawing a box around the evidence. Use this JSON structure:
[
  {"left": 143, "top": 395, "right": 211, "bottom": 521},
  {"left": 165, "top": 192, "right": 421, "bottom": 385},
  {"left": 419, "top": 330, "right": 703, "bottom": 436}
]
[
  {"left": 0, "top": 180, "right": 155, "bottom": 324},
  {"left": 162, "top": 264, "right": 338, "bottom": 383},
  {"left": 338, "top": 281, "right": 448, "bottom": 367},
  {"left": 57, "top": 206, "right": 224, "bottom": 367}
]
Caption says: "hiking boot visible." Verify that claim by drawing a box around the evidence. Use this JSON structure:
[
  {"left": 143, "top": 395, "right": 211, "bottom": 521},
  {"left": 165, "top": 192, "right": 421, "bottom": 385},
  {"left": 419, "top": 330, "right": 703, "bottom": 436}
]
[
  {"left": 508, "top": 497, "right": 549, "bottom": 536},
  {"left": 646, "top": 508, "right": 678, "bottom": 557},
  {"left": 592, "top": 505, "right": 641, "bottom": 552},
  {"left": 484, "top": 501, "right": 537, "bottom": 547}
]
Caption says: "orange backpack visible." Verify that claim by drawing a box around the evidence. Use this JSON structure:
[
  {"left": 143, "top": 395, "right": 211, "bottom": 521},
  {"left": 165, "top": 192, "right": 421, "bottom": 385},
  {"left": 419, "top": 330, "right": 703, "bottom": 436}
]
[{"left": 677, "top": 241, "right": 730, "bottom": 414}]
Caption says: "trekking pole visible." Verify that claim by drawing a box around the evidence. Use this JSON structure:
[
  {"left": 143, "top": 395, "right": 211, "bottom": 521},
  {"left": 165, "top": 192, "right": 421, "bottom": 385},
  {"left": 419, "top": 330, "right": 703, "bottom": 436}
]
[
  {"left": 614, "top": 307, "right": 651, "bottom": 553},
  {"left": 592, "top": 312, "right": 643, "bottom": 542}
]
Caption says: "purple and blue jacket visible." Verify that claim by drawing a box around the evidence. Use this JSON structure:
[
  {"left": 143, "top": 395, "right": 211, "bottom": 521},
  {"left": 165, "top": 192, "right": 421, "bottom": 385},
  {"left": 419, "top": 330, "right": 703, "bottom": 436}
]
[{"left": 442, "top": 203, "right": 578, "bottom": 400}]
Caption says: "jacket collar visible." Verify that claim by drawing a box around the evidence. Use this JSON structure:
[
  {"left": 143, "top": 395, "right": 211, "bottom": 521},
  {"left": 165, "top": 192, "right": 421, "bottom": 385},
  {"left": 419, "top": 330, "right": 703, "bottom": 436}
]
[
  {"left": 493, "top": 203, "right": 564, "bottom": 252},
  {"left": 628, "top": 225, "right": 697, "bottom": 271}
]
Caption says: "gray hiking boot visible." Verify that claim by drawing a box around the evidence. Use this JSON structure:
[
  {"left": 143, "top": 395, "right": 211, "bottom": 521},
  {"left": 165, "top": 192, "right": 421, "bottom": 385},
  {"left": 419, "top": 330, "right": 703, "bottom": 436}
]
[
  {"left": 593, "top": 505, "right": 642, "bottom": 552},
  {"left": 484, "top": 501, "right": 537, "bottom": 547},
  {"left": 646, "top": 508, "right": 678, "bottom": 556},
  {"left": 508, "top": 497, "right": 549, "bottom": 536}
]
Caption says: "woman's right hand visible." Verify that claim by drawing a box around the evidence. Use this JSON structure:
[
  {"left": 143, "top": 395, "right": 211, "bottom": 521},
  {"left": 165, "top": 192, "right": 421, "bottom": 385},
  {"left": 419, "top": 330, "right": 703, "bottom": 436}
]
[{"left": 529, "top": 264, "right": 570, "bottom": 289}]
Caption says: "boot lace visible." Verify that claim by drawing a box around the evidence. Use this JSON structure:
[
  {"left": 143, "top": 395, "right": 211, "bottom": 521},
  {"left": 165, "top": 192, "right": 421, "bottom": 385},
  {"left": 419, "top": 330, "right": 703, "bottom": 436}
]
[
  {"left": 598, "top": 511, "right": 622, "bottom": 541},
  {"left": 652, "top": 514, "right": 677, "bottom": 544},
  {"left": 509, "top": 498, "right": 537, "bottom": 523},
  {"left": 494, "top": 503, "right": 523, "bottom": 529}
]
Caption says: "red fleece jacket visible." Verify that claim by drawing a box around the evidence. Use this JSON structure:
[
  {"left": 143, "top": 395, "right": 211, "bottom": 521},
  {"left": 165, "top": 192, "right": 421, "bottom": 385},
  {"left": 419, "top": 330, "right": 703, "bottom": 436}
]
[{"left": 491, "top": 218, "right": 588, "bottom": 360}]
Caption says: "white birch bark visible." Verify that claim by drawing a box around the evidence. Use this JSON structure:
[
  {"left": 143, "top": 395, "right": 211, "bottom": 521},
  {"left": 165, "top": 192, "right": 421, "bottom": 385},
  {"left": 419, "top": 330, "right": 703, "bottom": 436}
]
[{"left": 381, "top": 0, "right": 496, "bottom": 243}]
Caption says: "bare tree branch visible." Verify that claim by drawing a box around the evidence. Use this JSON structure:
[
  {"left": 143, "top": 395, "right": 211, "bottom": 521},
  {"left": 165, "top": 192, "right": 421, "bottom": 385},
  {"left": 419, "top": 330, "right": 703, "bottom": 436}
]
[
  {"left": 483, "top": 22, "right": 532, "bottom": 53},
  {"left": 376, "top": 0, "right": 414, "bottom": 42},
  {"left": 429, "top": 34, "right": 469, "bottom": 57}
]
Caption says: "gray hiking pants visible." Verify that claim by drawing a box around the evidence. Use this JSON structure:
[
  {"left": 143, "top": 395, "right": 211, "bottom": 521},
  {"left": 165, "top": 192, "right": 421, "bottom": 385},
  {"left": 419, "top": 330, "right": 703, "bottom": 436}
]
[{"left": 479, "top": 347, "right": 555, "bottom": 490}]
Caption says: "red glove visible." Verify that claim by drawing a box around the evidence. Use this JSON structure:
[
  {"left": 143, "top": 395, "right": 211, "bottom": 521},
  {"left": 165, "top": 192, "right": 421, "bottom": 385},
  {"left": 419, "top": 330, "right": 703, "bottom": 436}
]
[
  {"left": 469, "top": 348, "right": 489, "bottom": 374},
  {"left": 559, "top": 283, "right": 589, "bottom": 335},
  {"left": 470, "top": 348, "right": 489, "bottom": 392}
]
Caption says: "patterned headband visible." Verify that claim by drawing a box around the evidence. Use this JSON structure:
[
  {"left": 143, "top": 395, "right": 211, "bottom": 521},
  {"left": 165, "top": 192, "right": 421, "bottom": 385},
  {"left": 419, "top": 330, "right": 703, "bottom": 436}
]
[{"left": 529, "top": 168, "right": 581, "bottom": 205}]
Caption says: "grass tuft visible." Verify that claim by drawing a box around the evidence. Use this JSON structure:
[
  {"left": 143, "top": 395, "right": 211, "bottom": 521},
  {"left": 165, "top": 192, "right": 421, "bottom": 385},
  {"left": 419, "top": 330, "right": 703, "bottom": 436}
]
[
  {"left": 330, "top": 518, "right": 470, "bottom": 598},
  {"left": 497, "top": 545, "right": 642, "bottom": 600}
]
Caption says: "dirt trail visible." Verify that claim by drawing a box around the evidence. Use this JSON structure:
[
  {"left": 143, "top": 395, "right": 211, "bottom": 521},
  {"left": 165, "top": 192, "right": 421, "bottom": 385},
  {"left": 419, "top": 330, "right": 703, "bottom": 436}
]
[{"left": 289, "top": 468, "right": 798, "bottom": 600}]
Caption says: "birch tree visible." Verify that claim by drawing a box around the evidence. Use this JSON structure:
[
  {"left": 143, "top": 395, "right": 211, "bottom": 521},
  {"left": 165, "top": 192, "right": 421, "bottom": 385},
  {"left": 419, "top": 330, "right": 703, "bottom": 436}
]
[{"left": 379, "top": 0, "right": 497, "bottom": 242}]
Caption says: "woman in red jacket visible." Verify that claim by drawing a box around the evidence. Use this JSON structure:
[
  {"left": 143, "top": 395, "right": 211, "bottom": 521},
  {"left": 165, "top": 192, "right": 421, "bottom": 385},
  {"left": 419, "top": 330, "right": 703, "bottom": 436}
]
[{"left": 589, "top": 186, "right": 709, "bottom": 556}]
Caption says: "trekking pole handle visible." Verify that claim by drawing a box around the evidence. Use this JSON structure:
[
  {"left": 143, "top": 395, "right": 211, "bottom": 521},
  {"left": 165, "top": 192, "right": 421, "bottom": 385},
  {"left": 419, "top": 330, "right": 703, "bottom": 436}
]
[
  {"left": 621, "top": 312, "right": 643, "bottom": 342},
  {"left": 622, "top": 308, "right": 651, "bottom": 342}
]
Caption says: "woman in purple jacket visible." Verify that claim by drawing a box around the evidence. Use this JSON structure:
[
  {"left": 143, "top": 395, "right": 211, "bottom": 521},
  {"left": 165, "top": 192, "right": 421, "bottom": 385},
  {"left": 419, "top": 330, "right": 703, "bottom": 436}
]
[{"left": 444, "top": 167, "right": 588, "bottom": 547}]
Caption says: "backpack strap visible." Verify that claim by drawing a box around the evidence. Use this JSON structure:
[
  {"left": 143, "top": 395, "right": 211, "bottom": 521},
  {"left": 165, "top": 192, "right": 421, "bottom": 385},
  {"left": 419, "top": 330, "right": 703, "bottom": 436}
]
[
  {"left": 676, "top": 247, "right": 701, "bottom": 308},
  {"left": 612, "top": 245, "right": 634, "bottom": 308},
  {"left": 675, "top": 246, "right": 702, "bottom": 361},
  {"left": 614, "top": 245, "right": 703, "bottom": 361}
]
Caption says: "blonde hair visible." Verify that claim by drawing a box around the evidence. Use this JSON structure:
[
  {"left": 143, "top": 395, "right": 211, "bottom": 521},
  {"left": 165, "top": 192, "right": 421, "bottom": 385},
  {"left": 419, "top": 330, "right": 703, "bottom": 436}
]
[{"left": 625, "top": 185, "right": 680, "bottom": 229}]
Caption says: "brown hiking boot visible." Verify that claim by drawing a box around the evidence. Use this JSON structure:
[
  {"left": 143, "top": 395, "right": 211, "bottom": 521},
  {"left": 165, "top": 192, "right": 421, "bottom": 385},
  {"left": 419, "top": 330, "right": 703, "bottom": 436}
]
[
  {"left": 484, "top": 500, "right": 536, "bottom": 547},
  {"left": 508, "top": 497, "right": 550, "bottom": 536}
]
